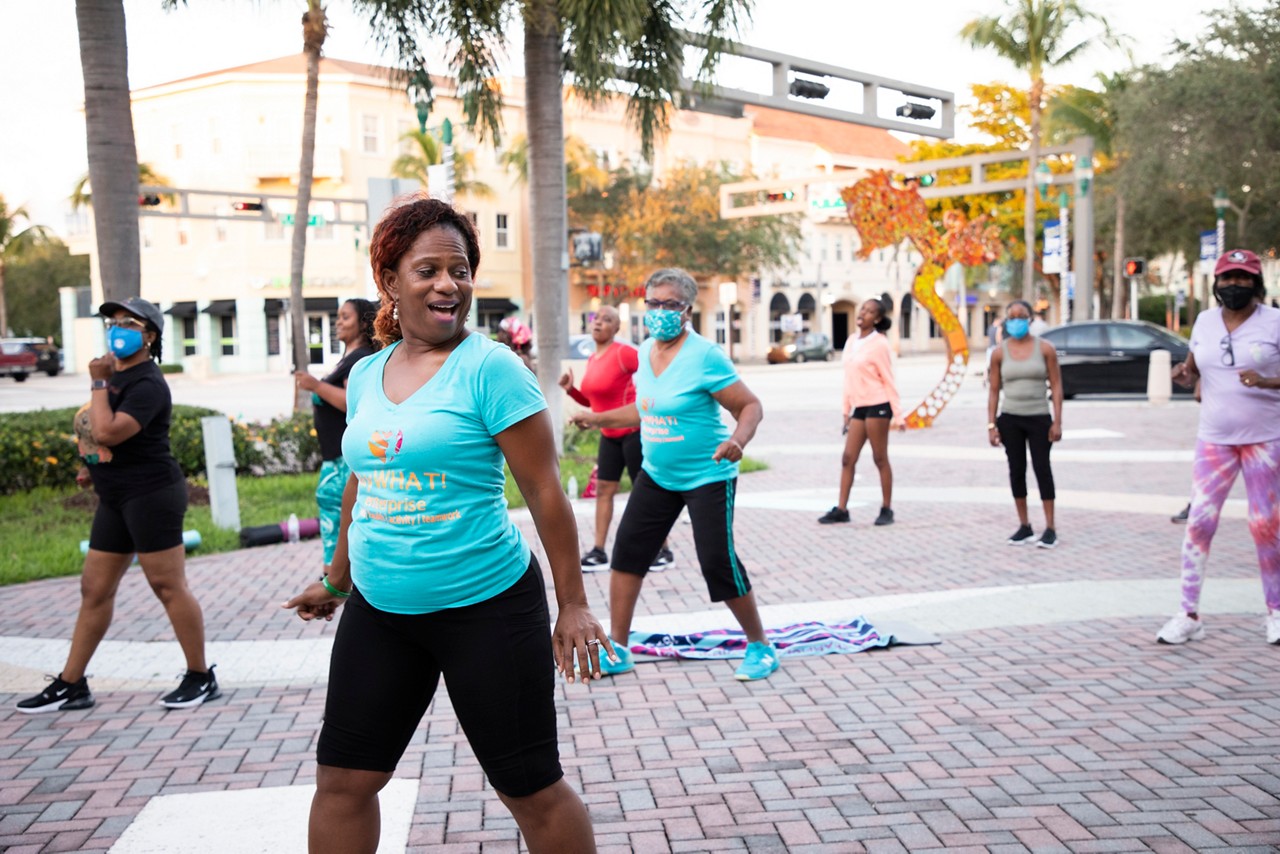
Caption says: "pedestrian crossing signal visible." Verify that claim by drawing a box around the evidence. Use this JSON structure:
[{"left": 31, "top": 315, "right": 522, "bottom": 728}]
[
  {"left": 1124, "top": 258, "right": 1146, "bottom": 277},
  {"left": 138, "top": 194, "right": 162, "bottom": 206},
  {"left": 232, "top": 201, "right": 265, "bottom": 212}
]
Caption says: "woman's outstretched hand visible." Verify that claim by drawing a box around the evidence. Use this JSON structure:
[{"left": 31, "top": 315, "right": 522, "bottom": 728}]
[{"left": 552, "top": 602, "right": 615, "bottom": 684}]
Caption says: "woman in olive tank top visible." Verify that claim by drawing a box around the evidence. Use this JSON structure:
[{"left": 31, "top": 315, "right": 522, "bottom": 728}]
[{"left": 987, "top": 299, "right": 1065, "bottom": 548}]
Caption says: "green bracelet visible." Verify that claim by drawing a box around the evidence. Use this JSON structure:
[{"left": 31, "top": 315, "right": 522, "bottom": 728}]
[{"left": 321, "top": 575, "right": 351, "bottom": 598}]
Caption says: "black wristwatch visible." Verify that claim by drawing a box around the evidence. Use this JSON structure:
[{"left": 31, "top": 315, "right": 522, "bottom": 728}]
[{"left": 91, "top": 379, "right": 108, "bottom": 391}]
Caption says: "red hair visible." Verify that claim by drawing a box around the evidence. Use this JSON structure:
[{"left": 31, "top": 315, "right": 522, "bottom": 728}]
[{"left": 369, "top": 197, "right": 482, "bottom": 345}]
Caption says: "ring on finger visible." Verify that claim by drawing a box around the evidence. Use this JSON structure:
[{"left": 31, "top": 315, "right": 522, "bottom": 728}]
[{"left": 586, "top": 639, "right": 601, "bottom": 646}]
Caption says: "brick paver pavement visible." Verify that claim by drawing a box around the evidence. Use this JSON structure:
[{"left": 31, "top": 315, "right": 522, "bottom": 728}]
[{"left": 2, "top": 370, "right": 1277, "bottom": 852}]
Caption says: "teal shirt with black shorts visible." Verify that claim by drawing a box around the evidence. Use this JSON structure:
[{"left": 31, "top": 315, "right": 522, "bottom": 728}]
[
  {"left": 341, "top": 334, "right": 546, "bottom": 614},
  {"left": 635, "top": 331, "right": 741, "bottom": 491}
]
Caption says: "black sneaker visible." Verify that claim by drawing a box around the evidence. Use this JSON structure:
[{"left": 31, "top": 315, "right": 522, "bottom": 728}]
[
  {"left": 874, "top": 507, "right": 895, "bottom": 526},
  {"left": 581, "top": 547, "right": 609, "bottom": 572},
  {"left": 1036, "top": 528, "right": 1058, "bottom": 549},
  {"left": 649, "top": 547, "right": 674, "bottom": 571},
  {"left": 818, "top": 506, "right": 850, "bottom": 524},
  {"left": 15, "top": 674, "right": 95, "bottom": 714},
  {"left": 160, "top": 665, "right": 220, "bottom": 709},
  {"left": 1171, "top": 504, "right": 1190, "bottom": 523},
  {"left": 1007, "top": 524, "right": 1035, "bottom": 545}
]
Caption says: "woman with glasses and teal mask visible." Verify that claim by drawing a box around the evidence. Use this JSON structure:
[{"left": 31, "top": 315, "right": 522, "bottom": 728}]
[
  {"left": 17, "top": 298, "right": 219, "bottom": 715},
  {"left": 986, "top": 298, "right": 1064, "bottom": 549},
  {"left": 571, "top": 268, "right": 780, "bottom": 682},
  {"left": 1160, "top": 249, "right": 1280, "bottom": 646}
]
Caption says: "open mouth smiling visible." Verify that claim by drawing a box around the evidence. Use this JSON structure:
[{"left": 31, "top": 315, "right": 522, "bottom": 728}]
[{"left": 428, "top": 301, "right": 459, "bottom": 319}]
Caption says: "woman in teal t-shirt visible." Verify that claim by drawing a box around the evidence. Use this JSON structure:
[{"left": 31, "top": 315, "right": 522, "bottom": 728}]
[
  {"left": 284, "top": 199, "right": 610, "bottom": 853},
  {"left": 571, "top": 267, "right": 779, "bottom": 683}
]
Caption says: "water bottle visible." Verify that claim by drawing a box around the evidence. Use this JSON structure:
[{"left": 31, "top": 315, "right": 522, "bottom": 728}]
[
  {"left": 566, "top": 476, "right": 578, "bottom": 499},
  {"left": 286, "top": 513, "right": 300, "bottom": 544}
]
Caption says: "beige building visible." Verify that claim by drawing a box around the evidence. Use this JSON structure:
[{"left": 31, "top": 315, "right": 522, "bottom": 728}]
[{"left": 64, "top": 54, "right": 952, "bottom": 374}]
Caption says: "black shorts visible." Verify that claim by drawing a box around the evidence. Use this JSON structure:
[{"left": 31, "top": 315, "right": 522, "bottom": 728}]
[
  {"left": 317, "top": 557, "right": 563, "bottom": 798},
  {"left": 850, "top": 402, "right": 892, "bottom": 420},
  {"left": 611, "top": 470, "right": 750, "bottom": 602},
  {"left": 596, "top": 431, "right": 642, "bottom": 483},
  {"left": 88, "top": 478, "right": 187, "bottom": 554}
]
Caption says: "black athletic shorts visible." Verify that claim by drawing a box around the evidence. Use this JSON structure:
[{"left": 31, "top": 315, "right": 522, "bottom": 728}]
[
  {"left": 850, "top": 402, "right": 892, "bottom": 420},
  {"left": 596, "top": 430, "right": 642, "bottom": 483},
  {"left": 88, "top": 478, "right": 187, "bottom": 554},
  {"left": 611, "top": 470, "right": 751, "bottom": 602},
  {"left": 317, "top": 557, "right": 563, "bottom": 798}
]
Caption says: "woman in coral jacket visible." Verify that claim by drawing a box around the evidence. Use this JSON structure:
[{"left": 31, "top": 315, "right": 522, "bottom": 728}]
[{"left": 819, "top": 296, "right": 904, "bottom": 527}]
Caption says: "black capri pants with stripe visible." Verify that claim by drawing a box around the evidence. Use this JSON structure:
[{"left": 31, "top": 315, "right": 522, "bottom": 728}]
[
  {"left": 610, "top": 469, "right": 751, "bottom": 602},
  {"left": 317, "top": 557, "right": 562, "bottom": 798},
  {"left": 996, "top": 412, "right": 1056, "bottom": 501}
]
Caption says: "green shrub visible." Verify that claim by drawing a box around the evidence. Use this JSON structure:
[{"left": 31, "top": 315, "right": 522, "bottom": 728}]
[
  {"left": 160, "top": 364, "right": 184, "bottom": 374},
  {"left": 242, "top": 410, "right": 322, "bottom": 474}
]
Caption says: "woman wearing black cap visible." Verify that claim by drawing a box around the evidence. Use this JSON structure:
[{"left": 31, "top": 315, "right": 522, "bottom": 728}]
[{"left": 15, "top": 298, "right": 219, "bottom": 714}]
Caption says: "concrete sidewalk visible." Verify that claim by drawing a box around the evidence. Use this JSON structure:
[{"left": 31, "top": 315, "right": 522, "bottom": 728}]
[{"left": 2, "top": 382, "right": 1277, "bottom": 852}]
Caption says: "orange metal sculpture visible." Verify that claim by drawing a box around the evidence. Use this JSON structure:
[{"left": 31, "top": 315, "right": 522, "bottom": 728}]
[{"left": 840, "top": 171, "right": 1002, "bottom": 428}]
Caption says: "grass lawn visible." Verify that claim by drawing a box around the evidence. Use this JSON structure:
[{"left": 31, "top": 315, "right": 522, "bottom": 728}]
[{"left": 0, "top": 437, "right": 765, "bottom": 587}]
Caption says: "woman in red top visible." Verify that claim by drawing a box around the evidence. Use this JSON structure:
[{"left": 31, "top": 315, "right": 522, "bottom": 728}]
[
  {"left": 561, "top": 306, "right": 673, "bottom": 569},
  {"left": 819, "top": 297, "right": 905, "bottom": 526}
]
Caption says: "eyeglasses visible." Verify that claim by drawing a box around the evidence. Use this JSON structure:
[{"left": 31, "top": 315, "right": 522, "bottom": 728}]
[
  {"left": 644, "top": 299, "right": 688, "bottom": 311},
  {"left": 104, "top": 317, "right": 147, "bottom": 331},
  {"left": 1221, "top": 333, "right": 1235, "bottom": 366}
]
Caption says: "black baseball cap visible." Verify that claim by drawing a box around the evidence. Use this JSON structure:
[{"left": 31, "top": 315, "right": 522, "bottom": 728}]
[{"left": 99, "top": 297, "right": 164, "bottom": 334}]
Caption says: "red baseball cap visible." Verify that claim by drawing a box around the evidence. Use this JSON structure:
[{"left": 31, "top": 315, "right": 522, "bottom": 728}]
[{"left": 1214, "top": 249, "right": 1262, "bottom": 278}]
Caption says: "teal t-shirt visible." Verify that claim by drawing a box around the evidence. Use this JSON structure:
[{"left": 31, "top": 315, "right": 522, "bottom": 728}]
[
  {"left": 635, "top": 331, "right": 740, "bottom": 491},
  {"left": 341, "top": 334, "right": 546, "bottom": 614}
]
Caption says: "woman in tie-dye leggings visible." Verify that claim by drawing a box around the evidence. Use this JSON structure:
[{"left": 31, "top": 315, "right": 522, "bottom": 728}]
[{"left": 1160, "top": 249, "right": 1280, "bottom": 645}]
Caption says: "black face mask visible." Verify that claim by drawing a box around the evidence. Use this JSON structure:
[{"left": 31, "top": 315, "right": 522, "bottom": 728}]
[{"left": 1216, "top": 285, "right": 1255, "bottom": 311}]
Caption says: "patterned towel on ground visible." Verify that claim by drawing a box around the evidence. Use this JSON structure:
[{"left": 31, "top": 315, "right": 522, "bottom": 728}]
[{"left": 627, "top": 616, "right": 899, "bottom": 660}]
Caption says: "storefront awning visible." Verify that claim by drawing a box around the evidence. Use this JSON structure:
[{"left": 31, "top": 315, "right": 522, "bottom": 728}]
[
  {"left": 477, "top": 297, "right": 519, "bottom": 314},
  {"left": 304, "top": 297, "right": 339, "bottom": 312},
  {"left": 166, "top": 301, "right": 198, "bottom": 318},
  {"left": 264, "top": 299, "right": 285, "bottom": 314},
  {"left": 202, "top": 300, "right": 238, "bottom": 316}
]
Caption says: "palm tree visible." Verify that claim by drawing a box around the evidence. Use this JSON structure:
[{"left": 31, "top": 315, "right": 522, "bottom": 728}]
[
  {"left": 69, "top": 163, "right": 172, "bottom": 210},
  {"left": 0, "top": 198, "right": 52, "bottom": 337},
  {"left": 1047, "top": 72, "right": 1128, "bottom": 318},
  {"left": 962, "top": 0, "right": 1119, "bottom": 302},
  {"left": 499, "top": 134, "right": 608, "bottom": 200},
  {"left": 75, "top": 0, "right": 142, "bottom": 303},
  {"left": 391, "top": 128, "right": 494, "bottom": 199}
]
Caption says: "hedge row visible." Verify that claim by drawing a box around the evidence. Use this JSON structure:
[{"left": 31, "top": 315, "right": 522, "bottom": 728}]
[{"left": 0, "top": 405, "right": 322, "bottom": 495}]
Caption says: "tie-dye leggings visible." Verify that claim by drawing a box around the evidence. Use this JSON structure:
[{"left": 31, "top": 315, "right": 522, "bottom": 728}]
[
  {"left": 1179, "top": 438, "right": 1280, "bottom": 614},
  {"left": 316, "top": 456, "right": 351, "bottom": 566}
]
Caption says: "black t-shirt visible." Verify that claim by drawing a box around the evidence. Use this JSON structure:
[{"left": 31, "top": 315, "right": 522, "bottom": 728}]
[
  {"left": 313, "top": 345, "right": 375, "bottom": 461},
  {"left": 88, "top": 360, "right": 184, "bottom": 503}
]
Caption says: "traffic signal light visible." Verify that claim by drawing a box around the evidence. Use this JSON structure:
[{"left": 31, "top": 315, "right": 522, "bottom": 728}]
[
  {"left": 765, "top": 190, "right": 795, "bottom": 203},
  {"left": 232, "top": 201, "right": 265, "bottom": 212},
  {"left": 896, "top": 102, "right": 936, "bottom": 120},
  {"left": 901, "top": 174, "right": 936, "bottom": 189},
  {"left": 138, "top": 194, "right": 161, "bottom": 206},
  {"left": 1123, "top": 257, "right": 1146, "bottom": 277},
  {"left": 789, "top": 78, "right": 830, "bottom": 100}
]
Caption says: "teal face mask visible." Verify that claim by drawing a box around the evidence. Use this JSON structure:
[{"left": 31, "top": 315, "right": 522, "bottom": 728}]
[
  {"left": 1004, "top": 318, "right": 1030, "bottom": 339},
  {"left": 643, "top": 309, "right": 685, "bottom": 341},
  {"left": 108, "top": 326, "right": 145, "bottom": 358}
]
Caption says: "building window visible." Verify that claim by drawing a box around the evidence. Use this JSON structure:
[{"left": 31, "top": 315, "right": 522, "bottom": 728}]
[
  {"left": 264, "top": 220, "right": 285, "bottom": 241},
  {"left": 329, "top": 313, "right": 342, "bottom": 354},
  {"left": 466, "top": 211, "right": 479, "bottom": 228},
  {"left": 177, "top": 227, "right": 189, "bottom": 247},
  {"left": 835, "top": 237, "right": 843, "bottom": 262},
  {"left": 266, "top": 313, "right": 281, "bottom": 356},
  {"left": 182, "top": 317, "right": 197, "bottom": 356},
  {"left": 495, "top": 213, "right": 509, "bottom": 249},
  {"left": 361, "top": 115, "right": 380, "bottom": 154},
  {"left": 219, "top": 315, "right": 237, "bottom": 356}
]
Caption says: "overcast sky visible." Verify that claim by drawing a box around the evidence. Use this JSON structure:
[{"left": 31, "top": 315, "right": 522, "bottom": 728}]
[{"left": 0, "top": 0, "right": 1252, "bottom": 235}]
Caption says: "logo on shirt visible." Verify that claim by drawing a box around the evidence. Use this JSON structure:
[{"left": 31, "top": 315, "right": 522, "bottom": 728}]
[
  {"left": 368, "top": 429, "right": 404, "bottom": 464},
  {"left": 638, "top": 397, "right": 655, "bottom": 413}
]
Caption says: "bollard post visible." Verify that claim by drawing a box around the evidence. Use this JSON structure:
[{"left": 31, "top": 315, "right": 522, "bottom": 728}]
[
  {"left": 201, "top": 416, "right": 241, "bottom": 530},
  {"left": 1147, "top": 349, "right": 1172, "bottom": 405}
]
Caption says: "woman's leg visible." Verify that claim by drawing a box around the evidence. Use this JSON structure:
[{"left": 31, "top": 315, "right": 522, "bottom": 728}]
[
  {"left": 864, "top": 416, "right": 892, "bottom": 509},
  {"left": 1180, "top": 441, "right": 1242, "bottom": 616},
  {"left": 316, "top": 458, "right": 349, "bottom": 566},
  {"left": 593, "top": 480, "right": 620, "bottom": 550},
  {"left": 138, "top": 545, "right": 208, "bottom": 673},
  {"left": 310, "top": 765, "right": 391, "bottom": 854},
  {"left": 1025, "top": 415, "right": 1056, "bottom": 528},
  {"left": 61, "top": 550, "right": 134, "bottom": 682},
  {"left": 997, "top": 415, "right": 1031, "bottom": 525},
  {"left": 837, "top": 419, "right": 868, "bottom": 510},
  {"left": 1239, "top": 439, "right": 1280, "bottom": 612},
  {"left": 498, "top": 779, "right": 597, "bottom": 854}
]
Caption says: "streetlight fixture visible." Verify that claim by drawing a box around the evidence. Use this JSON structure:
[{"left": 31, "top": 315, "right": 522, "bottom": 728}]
[
  {"left": 1074, "top": 156, "right": 1093, "bottom": 195},
  {"left": 1035, "top": 160, "right": 1053, "bottom": 200},
  {"left": 1213, "top": 188, "right": 1230, "bottom": 256}
]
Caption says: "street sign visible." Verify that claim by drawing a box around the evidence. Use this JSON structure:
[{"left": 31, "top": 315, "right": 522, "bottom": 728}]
[
  {"left": 280, "top": 214, "right": 326, "bottom": 227},
  {"left": 1199, "top": 230, "right": 1217, "bottom": 261},
  {"left": 1175, "top": 289, "right": 1186, "bottom": 307},
  {"left": 1043, "top": 219, "right": 1063, "bottom": 274}
]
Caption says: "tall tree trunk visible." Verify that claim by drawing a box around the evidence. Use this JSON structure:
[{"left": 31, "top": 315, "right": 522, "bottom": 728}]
[
  {"left": 0, "top": 257, "right": 7, "bottom": 336},
  {"left": 524, "top": 0, "right": 568, "bottom": 451},
  {"left": 1022, "top": 79, "right": 1043, "bottom": 303},
  {"left": 75, "top": 0, "right": 141, "bottom": 304},
  {"left": 290, "top": 2, "right": 326, "bottom": 412},
  {"left": 1110, "top": 194, "right": 1125, "bottom": 319}
]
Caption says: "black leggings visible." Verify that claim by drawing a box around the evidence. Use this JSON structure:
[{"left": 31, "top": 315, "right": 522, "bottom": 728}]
[{"left": 997, "top": 412, "right": 1055, "bottom": 500}]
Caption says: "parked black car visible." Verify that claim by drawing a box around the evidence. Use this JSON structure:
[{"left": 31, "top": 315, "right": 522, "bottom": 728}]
[
  {"left": 2, "top": 338, "right": 60, "bottom": 377},
  {"left": 1039, "top": 321, "right": 1190, "bottom": 398}
]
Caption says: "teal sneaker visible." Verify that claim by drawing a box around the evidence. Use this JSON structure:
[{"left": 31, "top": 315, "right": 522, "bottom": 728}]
[
  {"left": 598, "top": 642, "right": 634, "bottom": 676},
  {"left": 734, "top": 641, "right": 780, "bottom": 681}
]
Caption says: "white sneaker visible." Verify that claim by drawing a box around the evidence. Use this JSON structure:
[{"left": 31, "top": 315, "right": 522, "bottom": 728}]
[
  {"left": 1156, "top": 614, "right": 1204, "bottom": 644},
  {"left": 1266, "top": 613, "right": 1280, "bottom": 645}
]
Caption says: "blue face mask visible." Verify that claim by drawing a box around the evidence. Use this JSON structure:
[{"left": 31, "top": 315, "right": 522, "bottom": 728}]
[
  {"left": 108, "top": 326, "right": 146, "bottom": 358},
  {"left": 1004, "top": 318, "right": 1030, "bottom": 340},
  {"left": 644, "top": 309, "right": 686, "bottom": 341}
]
